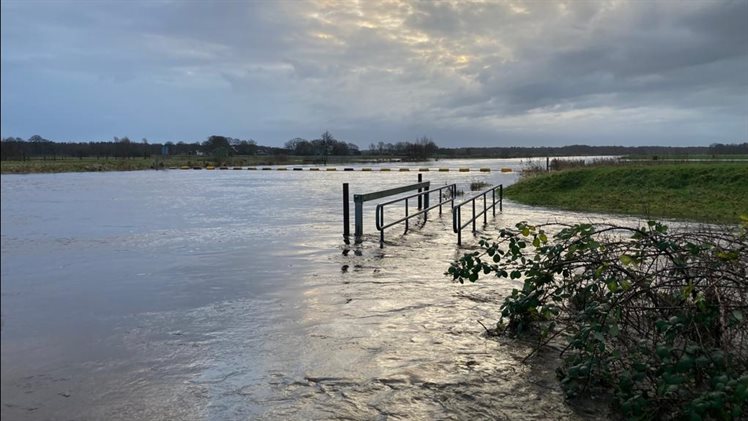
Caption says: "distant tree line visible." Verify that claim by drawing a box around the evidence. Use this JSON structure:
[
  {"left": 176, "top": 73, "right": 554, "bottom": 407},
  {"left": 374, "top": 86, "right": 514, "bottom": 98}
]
[
  {"left": 284, "top": 133, "right": 440, "bottom": 161},
  {"left": 284, "top": 131, "right": 361, "bottom": 161},
  {"left": 0, "top": 134, "right": 271, "bottom": 161},
  {"left": 365, "top": 136, "right": 439, "bottom": 161},
  {"left": 438, "top": 143, "right": 748, "bottom": 158},
  {"left": 0, "top": 131, "right": 439, "bottom": 162},
  {"left": 2, "top": 133, "right": 745, "bottom": 162},
  {"left": 708, "top": 142, "right": 748, "bottom": 155}
]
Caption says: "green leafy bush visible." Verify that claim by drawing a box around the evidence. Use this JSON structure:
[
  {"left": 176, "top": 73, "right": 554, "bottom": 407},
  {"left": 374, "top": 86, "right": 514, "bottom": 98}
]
[{"left": 448, "top": 219, "right": 748, "bottom": 420}]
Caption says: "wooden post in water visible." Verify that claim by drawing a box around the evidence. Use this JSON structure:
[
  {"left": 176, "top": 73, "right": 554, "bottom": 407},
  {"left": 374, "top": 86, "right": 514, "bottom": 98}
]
[{"left": 343, "top": 183, "right": 350, "bottom": 238}]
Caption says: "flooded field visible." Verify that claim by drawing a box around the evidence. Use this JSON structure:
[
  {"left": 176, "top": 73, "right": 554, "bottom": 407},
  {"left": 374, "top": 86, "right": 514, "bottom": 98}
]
[{"left": 2, "top": 159, "right": 623, "bottom": 420}]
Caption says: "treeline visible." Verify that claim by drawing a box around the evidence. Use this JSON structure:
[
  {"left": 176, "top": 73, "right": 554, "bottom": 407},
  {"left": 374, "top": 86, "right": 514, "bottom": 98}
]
[
  {"left": 0, "top": 134, "right": 285, "bottom": 161},
  {"left": 438, "top": 143, "right": 748, "bottom": 158},
  {"left": 3, "top": 133, "right": 745, "bottom": 162},
  {"left": 1, "top": 132, "right": 440, "bottom": 161},
  {"left": 284, "top": 131, "right": 361, "bottom": 159},
  {"left": 285, "top": 133, "right": 439, "bottom": 161},
  {"left": 364, "top": 136, "right": 439, "bottom": 161}
]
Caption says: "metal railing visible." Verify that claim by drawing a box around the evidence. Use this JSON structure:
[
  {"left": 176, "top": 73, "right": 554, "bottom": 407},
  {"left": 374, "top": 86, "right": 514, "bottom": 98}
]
[
  {"left": 350, "top": 181, "right": 430, "bottom": 239},
  {"left": 453, "top": 185, "right": 503, "bottom": 246},
  {"left": 375, "top": 184, "right": 457, "bottom": 248}
]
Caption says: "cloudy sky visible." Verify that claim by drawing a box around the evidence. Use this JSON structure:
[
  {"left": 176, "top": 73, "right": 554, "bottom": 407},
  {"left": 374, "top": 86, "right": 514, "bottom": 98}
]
[{"left": 1, "top": 0, "right": 746, "bottom": 147}]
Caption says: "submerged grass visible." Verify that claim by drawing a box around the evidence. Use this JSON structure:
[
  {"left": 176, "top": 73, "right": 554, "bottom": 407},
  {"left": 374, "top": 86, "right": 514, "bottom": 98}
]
[
  {"left": 505, "top": 163, "right": 748, "bottom": 224},
  {"left": 469, "top": 181, "right": 492, "bottom": 191}
]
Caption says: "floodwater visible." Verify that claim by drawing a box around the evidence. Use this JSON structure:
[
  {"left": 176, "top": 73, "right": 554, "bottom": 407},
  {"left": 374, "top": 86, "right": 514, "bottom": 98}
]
[{"left": 2, "top": 159, "right": 620, "bottom": 420}]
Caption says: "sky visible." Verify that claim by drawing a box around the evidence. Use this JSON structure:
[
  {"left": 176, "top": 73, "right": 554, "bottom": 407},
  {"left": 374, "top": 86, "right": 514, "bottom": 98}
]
[{"left": 1, "top": 0, "right": 747, "bottom": 148}]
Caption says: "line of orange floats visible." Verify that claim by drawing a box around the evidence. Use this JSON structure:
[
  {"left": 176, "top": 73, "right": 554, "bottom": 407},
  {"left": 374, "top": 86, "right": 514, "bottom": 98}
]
[{"left": 177, "top": 166, "right": 513, "bottom": 172}]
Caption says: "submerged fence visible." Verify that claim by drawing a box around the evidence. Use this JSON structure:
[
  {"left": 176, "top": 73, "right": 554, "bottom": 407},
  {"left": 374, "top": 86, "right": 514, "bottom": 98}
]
[
  {"left": 452, "top": 185, "right": 503, "bottom": 246},
  {"left": 375, "top": 184, "right": 457, "bottom": 248},
  {"left": 343, "top": 178, "right": 503, "bottom": 246}
]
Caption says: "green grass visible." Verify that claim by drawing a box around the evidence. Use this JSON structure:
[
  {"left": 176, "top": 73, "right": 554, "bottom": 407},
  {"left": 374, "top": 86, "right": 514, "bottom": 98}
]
[
  {"left": 622, "top": 154, "right": 748, "bottom": 161},
  {"left": 505, "top": 163, "right": 748, "bottom": 224}
]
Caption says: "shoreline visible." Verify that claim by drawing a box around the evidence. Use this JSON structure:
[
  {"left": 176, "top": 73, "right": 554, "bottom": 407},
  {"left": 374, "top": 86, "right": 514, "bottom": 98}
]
[{"left": 504, "top": 162, "right": 748, "bottom": 224}]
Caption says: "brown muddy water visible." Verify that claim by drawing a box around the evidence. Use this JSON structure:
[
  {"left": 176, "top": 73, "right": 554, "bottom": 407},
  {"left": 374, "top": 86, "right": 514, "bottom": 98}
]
[{"left": 2, "top": 159, "right": 623, "bottom": 420}]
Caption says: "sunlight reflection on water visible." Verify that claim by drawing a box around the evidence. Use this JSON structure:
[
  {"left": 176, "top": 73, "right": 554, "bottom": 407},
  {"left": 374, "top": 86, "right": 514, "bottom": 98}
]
[{"left": 1, "top": 160, "right": 623, "bottom": 420}]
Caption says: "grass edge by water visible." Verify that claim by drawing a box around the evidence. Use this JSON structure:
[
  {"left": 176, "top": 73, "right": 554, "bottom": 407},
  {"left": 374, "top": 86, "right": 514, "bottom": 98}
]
[{"left": 504, "top": 163, "right": 748, "bottom": 224}]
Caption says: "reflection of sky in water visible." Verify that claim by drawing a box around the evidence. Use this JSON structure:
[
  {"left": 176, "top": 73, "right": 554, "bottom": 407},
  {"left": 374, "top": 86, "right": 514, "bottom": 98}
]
[{"left": 1, "top": 160, "right": 621, "bottom": 420}]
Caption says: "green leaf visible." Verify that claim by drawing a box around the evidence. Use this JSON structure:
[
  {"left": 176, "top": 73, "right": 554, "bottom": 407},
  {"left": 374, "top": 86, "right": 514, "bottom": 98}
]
[
  {"left": 656, "top": 345, "right": 670, "bottom": 358},
  {"left": 607, "top": 280, "right": 619, "bottom": 293},
  {"left": 620, "top": 254, "right": 637, "bottom": 266},
  {"left": 732, "top": 310, "right": 744, "bottom": 322},
  {"left": 676, "top": 356, "right": 693, "bottom": 373}
]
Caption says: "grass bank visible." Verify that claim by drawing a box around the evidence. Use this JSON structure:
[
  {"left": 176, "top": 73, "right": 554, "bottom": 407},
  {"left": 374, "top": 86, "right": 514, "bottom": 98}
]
[
  {"left": 622, "top": 154, "right": 748, "bottom": 161},
  {"left": 505, "top": 163, "right": 748, "bottom": 224}
]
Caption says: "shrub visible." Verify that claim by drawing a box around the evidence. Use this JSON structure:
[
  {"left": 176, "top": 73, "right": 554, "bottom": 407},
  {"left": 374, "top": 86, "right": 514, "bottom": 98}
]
[
  {"left": 470, "top": 181, "right": 491, "bottom": 191},
  {"left": 447, "top": 219, "right": 748, "bottom": 419}
]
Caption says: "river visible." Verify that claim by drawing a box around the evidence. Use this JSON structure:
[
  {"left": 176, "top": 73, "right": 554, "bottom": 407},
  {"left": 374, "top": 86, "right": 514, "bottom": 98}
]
[{"left": 2, "top": 159, "right": 618, "bottom": 420}]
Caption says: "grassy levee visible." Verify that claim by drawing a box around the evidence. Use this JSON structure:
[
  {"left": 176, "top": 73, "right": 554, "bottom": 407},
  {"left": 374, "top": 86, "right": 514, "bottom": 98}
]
[
  {"left": 505, "top": 163, "right": 748, "bottom": 224},
  {"left": 622, "top": 154, "right": 748, "bottom": 161}
]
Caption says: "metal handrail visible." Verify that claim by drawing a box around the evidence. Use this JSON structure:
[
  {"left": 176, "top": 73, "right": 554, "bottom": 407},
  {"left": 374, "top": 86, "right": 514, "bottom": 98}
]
[
  {"left": 453, "top": 184, "right": 503, "bottom": 245},
  {"left": 375, "top": 184, "right": 456, "bottom": 248}
]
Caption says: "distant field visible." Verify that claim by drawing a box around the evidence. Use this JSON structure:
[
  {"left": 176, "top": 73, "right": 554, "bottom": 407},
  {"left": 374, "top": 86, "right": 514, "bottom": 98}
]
[
  {"left": 505, "top": 163, "right": 748, "bottom": 224},
  {"left": 0, "top": 154, "right": 402, "bottom": 173},
  {"left": 1, "top": 157, "right": 162, "bottom": 173},
  {"left": 621, "top": 154, "right": 748, "bottom": 161}
]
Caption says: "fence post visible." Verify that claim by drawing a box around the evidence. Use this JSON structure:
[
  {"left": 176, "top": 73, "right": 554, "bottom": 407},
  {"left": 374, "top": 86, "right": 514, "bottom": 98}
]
[
  {"left": 456, "top": 207, "right": 461, "bottom": 246},
  {"left": 483, "top": 192, "right": 487, "bottom": 225},
  {"left": 439, "top": 186, "right": 443, "bottom": 215},
  {"left": 492, "top": 188, "right": 496, "bottom": 216},
  {"left": 500, "top": 185, "right": 503, "bottom": 212},
  {"left": 472, "top": 200, "right": 476, "bottom": 232},
  {"left": 354, "top": 195, "right": 364, "bottom": 240},
  {"left": 405, "top": 199, "right": 409, "bottom": 232},
  {"left": 417, "top": 173, "right": 423, "bottom": 210},
  {"left": 343, "top": 183, "right": 350, "bottom": 238}
]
